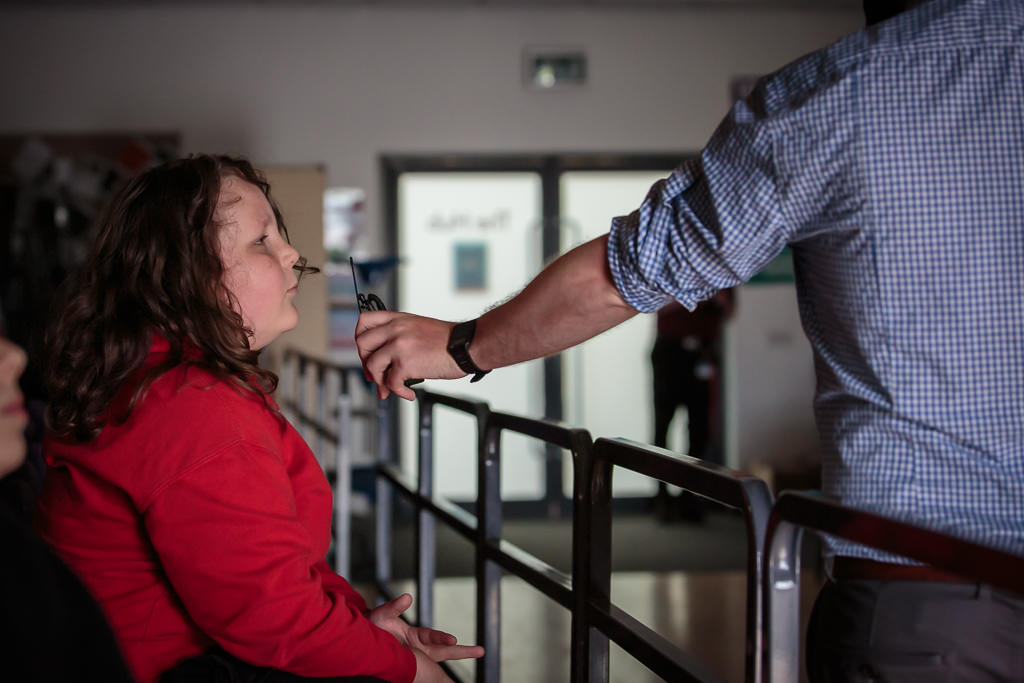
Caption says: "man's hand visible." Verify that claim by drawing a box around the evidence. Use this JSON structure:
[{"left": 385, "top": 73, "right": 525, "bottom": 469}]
[
  {"left": 354, "top": 236, "right": 635, "bottom": 402},
  {"left": 355, "top": 312, "right": 465, "bottom": 400},
  {"left": 369, "top": 593, "right": 484, "bottom": 682}
]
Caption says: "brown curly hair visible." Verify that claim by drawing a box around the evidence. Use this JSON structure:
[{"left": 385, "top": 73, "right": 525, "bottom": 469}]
[{"left": 44, "top": 154, "right": 317, "bottom": 442}]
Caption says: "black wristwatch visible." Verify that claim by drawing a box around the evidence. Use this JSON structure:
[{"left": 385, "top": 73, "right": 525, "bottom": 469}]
[{"left": 447, "top": 319, "right": 490, "bottom": 383}]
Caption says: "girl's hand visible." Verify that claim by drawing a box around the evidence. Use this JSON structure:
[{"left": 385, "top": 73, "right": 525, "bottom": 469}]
[
  {"left": 412, "top": 649, "right": 454, "bottom": 683},
  {"left": 369, "top": 593, "right": 484, "bottom": 668}
]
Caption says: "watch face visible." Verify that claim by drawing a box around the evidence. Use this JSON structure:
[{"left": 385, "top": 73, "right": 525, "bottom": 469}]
[
  {"left": 448, "top": 320, "right": 480, "bottom": 373},
  {"left": 450, "top": 321, "right": 474, "bottom": 348}
]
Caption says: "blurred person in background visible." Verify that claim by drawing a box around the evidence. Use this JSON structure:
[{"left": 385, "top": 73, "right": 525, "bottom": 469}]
[{"left": 650, "top": 291, "right": 733, "bottom": 521}]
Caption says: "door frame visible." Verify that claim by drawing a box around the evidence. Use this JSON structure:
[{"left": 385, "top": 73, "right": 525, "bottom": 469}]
[{"left": 381, "top": 152, "right": 688, "bottom": 515}]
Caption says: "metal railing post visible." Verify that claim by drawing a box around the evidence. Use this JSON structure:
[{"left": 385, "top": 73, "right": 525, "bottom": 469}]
[
  {"left": 741, "top": 479, "right": 775, "bottom": 683},
  {"left": 296, "top": 357, "right": 308, "bottom": 444},
  {"left": 477, "top": 414, "right": 502, "bottom": 683},
  {"left": 582, "top": 447, "right": 612, "bottom": 683},
  {"left": 586, "top": 438, "right": 769, "bottom": 683},
  {"left": 315, "top": 365, "right": 327, "bottom": 467},
  {"left": 335, "top": 369, "right": 353, "bottom": 578},
  {"left": 569, "top": 434, "right": 603, "bottom": 683},
  {"left": 570, "top": 440, "right": 588, "bottom": 683},
  {"left": 375, "top": 393, "right": 393, "bottom": 593},
  {"left": 416, "top": 397, "right": 436, "bottom": 628},
  {"left": 280, "top": 350, "right": 295, "bottom": 424},
  {"left": 762, "top": 519, "right": 803, "bottom": 683}
]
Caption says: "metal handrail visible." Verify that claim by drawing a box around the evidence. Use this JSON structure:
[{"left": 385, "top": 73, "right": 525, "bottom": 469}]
[
  {"left": 281, "top": 348, "right": 369, "bottom": 578},
  {"left": 377, "top": 390, "right": 599, "bottom": 683},
  {"left": 376, "top": 461, "right": 575, "bottom": 602},
  {"left": 590, "top": 438, "right": 774, "bottom": 683},
  {"left": 278, "top": 351, "right": 779, "bottom": 683},
  {"left": 486, "top": 409, "right": 595, "bottom": 683},
  {"left": 762, "top": 490, "right": 1024, "bottom": 683}
]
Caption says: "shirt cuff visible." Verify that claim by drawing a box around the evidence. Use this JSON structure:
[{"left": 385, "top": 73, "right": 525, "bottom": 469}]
[{"left": 607, "top": 212, "right": 675, "bottom": 313}]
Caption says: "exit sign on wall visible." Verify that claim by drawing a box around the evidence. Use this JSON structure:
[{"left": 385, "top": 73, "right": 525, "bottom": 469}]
[{"left": 523, "top": 48, "right": 587, "bottom": 90}]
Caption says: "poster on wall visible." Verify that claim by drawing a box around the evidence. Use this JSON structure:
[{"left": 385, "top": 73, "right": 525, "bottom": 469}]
[{"left": 453, "top": 241, "right": 487, "bottom": 291}]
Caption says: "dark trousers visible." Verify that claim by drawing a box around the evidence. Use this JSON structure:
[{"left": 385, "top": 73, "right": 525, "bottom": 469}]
[
  {"left": 651, "top": 339, "right": 713, "bottom": 459},
  {"left": 160, "top": 648, "right": 388, "bottom": 683},
  {"left": 650, "top": 339, "right": 718, "bottom": 519},
  {"left": 806, "top": 578, "right": 1024, "bottom": 682}
]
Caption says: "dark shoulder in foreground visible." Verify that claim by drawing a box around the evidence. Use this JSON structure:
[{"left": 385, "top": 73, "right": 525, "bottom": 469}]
[{"left": 0, "top": 501, "right": 134, "bottom": 683}]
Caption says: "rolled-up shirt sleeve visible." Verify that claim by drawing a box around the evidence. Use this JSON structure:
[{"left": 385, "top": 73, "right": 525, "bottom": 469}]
[{"left": 608, "top": 91, "right": 794, "bottom": 312}]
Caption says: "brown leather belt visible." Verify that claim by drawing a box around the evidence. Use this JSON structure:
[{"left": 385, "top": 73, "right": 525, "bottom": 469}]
[{"left": 832, "top": 557, "right": 974, "bottom": 583}]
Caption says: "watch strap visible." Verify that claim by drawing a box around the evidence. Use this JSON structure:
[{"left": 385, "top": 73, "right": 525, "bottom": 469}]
[{"left": 447, "top": 319, "right": 490, "bottom": 383}]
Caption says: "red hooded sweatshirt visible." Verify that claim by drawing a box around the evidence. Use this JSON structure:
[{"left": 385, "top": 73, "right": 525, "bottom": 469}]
[{"left": 36, "top": 339, "right": 415, "bottom": 683}]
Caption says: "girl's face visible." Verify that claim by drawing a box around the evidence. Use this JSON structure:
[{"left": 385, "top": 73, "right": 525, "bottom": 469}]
[
  {"left": 0, "top": 336, "right": 28, "bottom": 478},
  {"left": 217, "top": 176, "right": 301, "bottom": 351}
]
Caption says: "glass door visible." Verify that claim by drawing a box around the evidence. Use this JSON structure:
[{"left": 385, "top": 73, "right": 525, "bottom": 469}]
[
  {"left": 559, "top": 171, "right": 671, "bottom": 497},
  {"left": 387, "top": 155, "right": 684, "bottom": 508},
  {"left": 397, "top": 171, "right": 547, "bottom": 500}
]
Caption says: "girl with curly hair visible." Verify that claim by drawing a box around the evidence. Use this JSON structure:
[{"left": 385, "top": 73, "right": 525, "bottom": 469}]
[{"left": 35, "top": 155, "right": 481, "bottom": 683}]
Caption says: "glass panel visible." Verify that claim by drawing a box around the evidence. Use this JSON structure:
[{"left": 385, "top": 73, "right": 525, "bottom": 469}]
[
  {"left": 560, "top": 171, "right": 669, "bottom": 496},
  {"left": 398, "top": 172, "right": 546, "bottom": 501}
]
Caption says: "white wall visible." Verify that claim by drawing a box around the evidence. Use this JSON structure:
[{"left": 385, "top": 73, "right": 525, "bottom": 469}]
[
  {"left": 725, "top": 285, "right": 819, "bottom": 472},
  {"left": 0, "top": 4, "right": 860, "bottom": 248}
]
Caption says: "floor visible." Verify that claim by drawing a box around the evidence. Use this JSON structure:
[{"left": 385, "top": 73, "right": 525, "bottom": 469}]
[
  {"left": 352, "top": 504, "right": 825, "bottom": 683},
  {"left": 366, "top": 569, "right": 824, "bottom": 683}
]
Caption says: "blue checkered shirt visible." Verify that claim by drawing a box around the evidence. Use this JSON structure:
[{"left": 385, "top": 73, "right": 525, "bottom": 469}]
[{"left": 608, "top": 0, "right": 1024, "bottom": 561}]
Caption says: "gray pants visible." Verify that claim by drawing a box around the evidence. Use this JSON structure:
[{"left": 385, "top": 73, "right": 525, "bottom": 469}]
[{"left": 806, "top": 578, "right": 1024, "bottom": 682}]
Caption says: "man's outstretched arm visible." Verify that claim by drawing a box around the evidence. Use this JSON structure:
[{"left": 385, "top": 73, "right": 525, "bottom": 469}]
[{"left": 354, "top": 234, "right": 638, "bottom": 400}]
